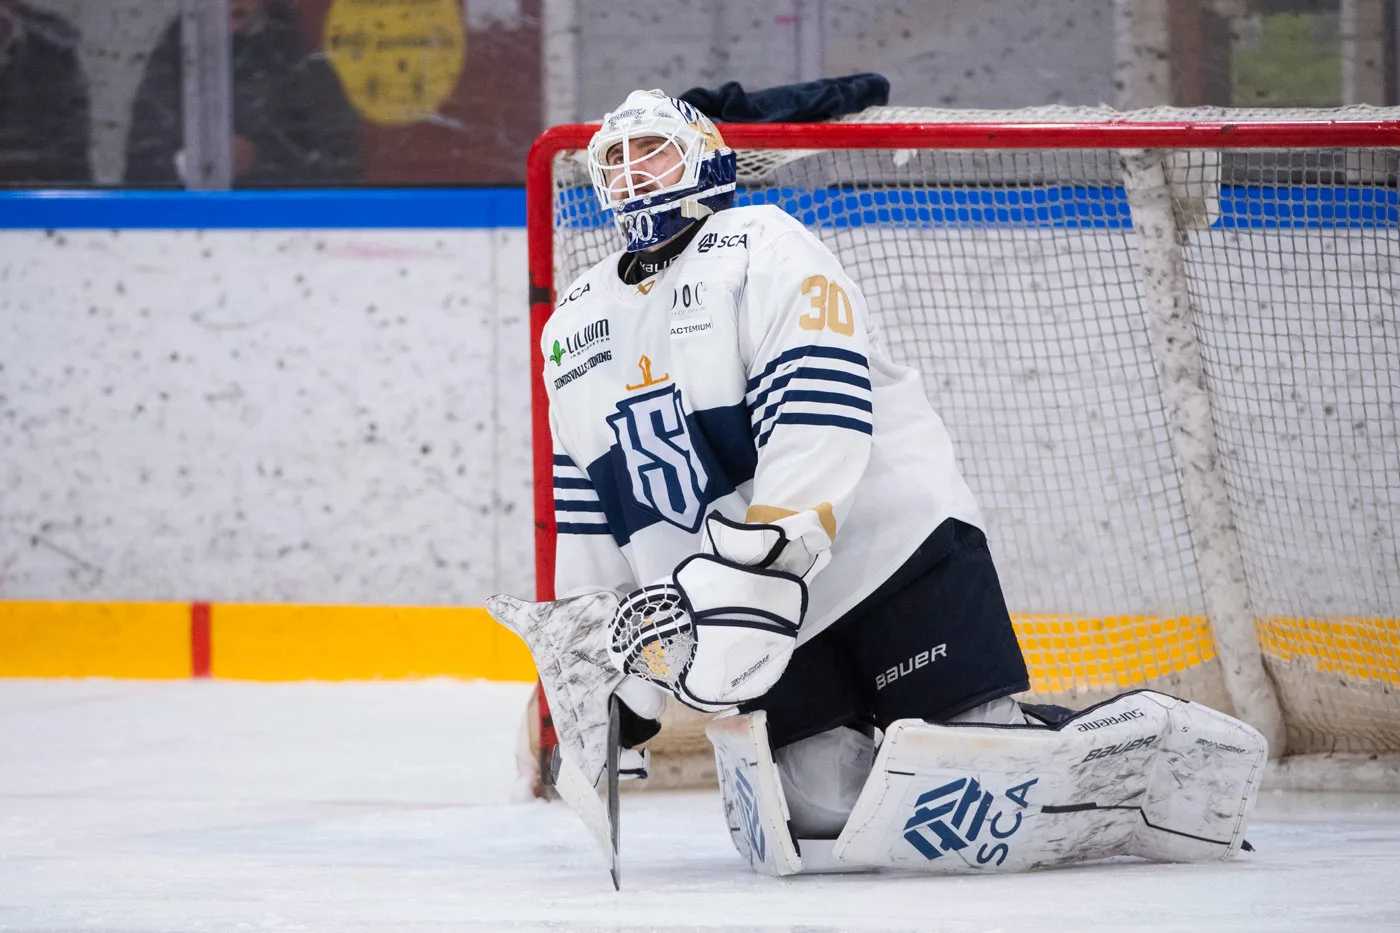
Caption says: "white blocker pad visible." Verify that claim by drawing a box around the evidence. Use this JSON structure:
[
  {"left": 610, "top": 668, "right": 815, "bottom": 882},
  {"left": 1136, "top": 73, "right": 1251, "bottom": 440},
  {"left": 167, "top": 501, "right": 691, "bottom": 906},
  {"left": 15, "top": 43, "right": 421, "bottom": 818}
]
[{"left": 833, "top": 690, "right": 1267, "bottom": 872}]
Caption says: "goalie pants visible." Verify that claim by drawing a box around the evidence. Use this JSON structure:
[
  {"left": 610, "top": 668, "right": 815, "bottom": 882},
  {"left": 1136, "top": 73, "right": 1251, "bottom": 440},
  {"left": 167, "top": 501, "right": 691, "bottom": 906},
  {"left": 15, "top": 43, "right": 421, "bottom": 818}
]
[{"left": 740, "top": 518, "right": 1030, "bottom": 750}]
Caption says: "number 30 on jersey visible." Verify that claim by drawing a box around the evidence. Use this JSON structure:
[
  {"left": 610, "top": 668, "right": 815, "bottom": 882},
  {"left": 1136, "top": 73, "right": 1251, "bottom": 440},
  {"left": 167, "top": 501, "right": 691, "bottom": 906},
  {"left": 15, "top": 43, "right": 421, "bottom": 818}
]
[{"left": 799, "top": 274, "right": 855, "bottom": 336}]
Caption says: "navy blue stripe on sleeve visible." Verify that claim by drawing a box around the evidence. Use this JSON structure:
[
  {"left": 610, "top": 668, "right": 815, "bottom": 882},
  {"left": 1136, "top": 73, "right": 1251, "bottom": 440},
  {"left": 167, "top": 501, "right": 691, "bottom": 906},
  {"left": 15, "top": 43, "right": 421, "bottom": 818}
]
[
  {"left": 758, "top": 412, "right": 874, "bottom": 449},
  {"left": 752, "top": 389, "right": 875, "bottom": 442},
  {"left": 746, "top": 346, "right": 870, "bottom": 393},
  {"left": 556, "top": 522, "right": 616, "bottom": 536},
  {"left": 781, "top": 389, "right": 874, "bottom": 412},
  {"left": 772, "top": 412, "right": 874, "bottom": 434},
  {"left": 552, "top": 476, "right": 594, "bottom": 489},
  {"left": 554, "top": 499, "right": 607, "bottom": 512},
  {"left": 749, "top": 366, "right": 873, "bottom": 414}
]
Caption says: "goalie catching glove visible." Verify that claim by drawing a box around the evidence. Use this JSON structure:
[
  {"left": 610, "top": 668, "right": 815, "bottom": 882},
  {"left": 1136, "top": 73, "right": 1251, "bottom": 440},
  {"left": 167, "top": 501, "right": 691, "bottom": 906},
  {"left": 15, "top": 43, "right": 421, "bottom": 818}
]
[{"left": 608, "top": 512, "right": 810, "bottom": 713}]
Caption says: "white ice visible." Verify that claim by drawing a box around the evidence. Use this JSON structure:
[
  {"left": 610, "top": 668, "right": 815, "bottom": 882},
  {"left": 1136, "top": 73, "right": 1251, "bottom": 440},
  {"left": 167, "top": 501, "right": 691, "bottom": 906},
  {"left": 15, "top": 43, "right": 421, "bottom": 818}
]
[{"left": 2, "top": 680, "right": 1398, "bottom": 933}]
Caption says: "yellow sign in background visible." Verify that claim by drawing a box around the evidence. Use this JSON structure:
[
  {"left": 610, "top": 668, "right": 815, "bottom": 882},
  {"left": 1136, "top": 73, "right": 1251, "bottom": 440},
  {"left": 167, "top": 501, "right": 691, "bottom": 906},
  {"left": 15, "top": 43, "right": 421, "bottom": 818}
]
[{"left": 325, "top": 0, "right": 467, "bottom": 126}]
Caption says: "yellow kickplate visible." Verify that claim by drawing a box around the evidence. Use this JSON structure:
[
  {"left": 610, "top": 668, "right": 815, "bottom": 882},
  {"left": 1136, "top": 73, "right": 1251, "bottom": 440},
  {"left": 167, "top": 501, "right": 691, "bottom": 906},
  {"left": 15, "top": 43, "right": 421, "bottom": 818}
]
[
  {"left": 0, "top": 601, "right": 191, "bottom": 678},
  {"left": 211, "top": 603, "right": 536, "bottom": 682}
]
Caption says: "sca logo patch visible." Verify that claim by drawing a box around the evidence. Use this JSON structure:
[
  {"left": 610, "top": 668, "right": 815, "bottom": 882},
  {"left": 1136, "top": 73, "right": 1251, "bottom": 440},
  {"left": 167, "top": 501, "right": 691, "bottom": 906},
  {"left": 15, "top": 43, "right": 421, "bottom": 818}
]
[
  {"left": 903, "top": 776, "right": 1037, "bottom": 867},
  {"left": 696, "top": 232, "right": 749, "bottom": 253},
  {"left": 555, "top": 282, "right": 591, "bottom": 307}
]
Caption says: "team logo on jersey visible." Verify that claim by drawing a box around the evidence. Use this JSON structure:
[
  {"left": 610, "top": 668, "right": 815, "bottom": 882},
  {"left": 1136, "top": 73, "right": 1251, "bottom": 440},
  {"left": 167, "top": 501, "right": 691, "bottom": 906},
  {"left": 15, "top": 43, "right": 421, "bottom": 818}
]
[
  {"left": 903, "top": 776, "right": 1038, "bottom": 868},
  {"left": 696, "top": 232, "right": 748, "bottom": 253},
  {"left": 548, "top": 318, "right": 610, "bottom": 366},
  {"left": 607, "top": 385, "right": 709, "bottom": 531}
]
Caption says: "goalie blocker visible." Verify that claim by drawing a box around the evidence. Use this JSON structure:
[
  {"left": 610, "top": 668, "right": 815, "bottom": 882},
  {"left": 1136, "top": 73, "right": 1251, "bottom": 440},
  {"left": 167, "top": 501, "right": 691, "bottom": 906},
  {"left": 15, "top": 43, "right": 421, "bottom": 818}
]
[{"left": 708, "top": 690, "right": 1267, "bottom": 876}]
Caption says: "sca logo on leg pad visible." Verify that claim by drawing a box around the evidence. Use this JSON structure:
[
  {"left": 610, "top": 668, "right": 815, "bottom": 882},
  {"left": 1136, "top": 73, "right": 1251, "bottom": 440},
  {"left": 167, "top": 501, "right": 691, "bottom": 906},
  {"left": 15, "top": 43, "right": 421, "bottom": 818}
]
[{"left": 903, "top": 776, "right": 1037, "bottom": 867}]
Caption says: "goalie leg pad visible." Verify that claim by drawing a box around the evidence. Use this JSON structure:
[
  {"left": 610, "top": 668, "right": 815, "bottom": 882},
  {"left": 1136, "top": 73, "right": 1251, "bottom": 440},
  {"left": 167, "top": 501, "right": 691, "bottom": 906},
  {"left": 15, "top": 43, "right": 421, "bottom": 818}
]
[
  {"left": 832, "top": 691, "right": 1266, "bottom": 873},
  {"left": 706, "top": 713, "right": 876, "bottom": 876},
  {"left": 705, "top": 711, "right": 803, "bottom": 876}
]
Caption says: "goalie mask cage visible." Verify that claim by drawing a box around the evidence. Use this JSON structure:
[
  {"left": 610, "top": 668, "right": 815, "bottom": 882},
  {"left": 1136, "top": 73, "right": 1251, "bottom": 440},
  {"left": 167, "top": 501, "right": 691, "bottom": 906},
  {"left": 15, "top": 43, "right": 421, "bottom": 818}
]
[{"left": 526, "top": 106, "right": 1400, "bottom": 787}]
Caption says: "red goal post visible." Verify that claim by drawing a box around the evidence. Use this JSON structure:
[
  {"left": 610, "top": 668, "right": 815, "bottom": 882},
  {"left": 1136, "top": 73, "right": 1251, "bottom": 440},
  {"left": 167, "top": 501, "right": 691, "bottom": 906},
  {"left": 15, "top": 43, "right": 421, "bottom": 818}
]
[{"left": 524, "top": 109, "right": 1400, "bottom": 787}]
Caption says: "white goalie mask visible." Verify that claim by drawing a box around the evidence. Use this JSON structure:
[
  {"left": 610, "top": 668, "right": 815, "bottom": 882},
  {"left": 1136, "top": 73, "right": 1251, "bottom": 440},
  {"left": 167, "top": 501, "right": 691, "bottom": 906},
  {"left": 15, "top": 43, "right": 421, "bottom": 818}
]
[{"left": 587, "top": 89, "right": 738, "bottom": 252}]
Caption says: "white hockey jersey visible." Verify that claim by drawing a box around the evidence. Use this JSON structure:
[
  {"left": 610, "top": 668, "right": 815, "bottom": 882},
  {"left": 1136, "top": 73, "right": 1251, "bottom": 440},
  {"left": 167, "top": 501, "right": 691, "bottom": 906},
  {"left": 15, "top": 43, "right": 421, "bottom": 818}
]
[{"left": 544, "top": 204, "right": 984, "bottom": 644}]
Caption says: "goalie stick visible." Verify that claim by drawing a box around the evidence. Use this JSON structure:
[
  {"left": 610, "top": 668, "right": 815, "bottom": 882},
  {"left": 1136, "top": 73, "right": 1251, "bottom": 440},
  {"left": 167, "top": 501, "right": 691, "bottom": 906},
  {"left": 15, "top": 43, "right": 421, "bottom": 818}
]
[
  {"left": 544, "top": 694, "right": 622, "bottom": 888},
  {"left": 607, "top": 695, "right": 621, "bottom": 889},
  {"left": 486, "top": 592, "right": 625, "bottom": 889}
]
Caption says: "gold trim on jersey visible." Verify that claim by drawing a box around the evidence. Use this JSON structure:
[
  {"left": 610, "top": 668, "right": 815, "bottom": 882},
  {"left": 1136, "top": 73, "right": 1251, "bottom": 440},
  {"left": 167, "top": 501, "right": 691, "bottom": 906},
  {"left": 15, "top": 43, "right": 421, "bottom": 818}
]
[
  {"left": 745, "top": 502, "right": 838, "bottom": 541},
  {"left": 626, "top": 354, "right": 670, "bottom": 391}
]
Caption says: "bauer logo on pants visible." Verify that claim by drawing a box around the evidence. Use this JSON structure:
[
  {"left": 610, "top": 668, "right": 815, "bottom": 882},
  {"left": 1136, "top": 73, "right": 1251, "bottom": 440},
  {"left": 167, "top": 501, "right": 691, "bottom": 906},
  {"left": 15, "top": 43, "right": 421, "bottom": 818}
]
[{"left": 903, "top": 776, "right": 1037, "bottom": 868}]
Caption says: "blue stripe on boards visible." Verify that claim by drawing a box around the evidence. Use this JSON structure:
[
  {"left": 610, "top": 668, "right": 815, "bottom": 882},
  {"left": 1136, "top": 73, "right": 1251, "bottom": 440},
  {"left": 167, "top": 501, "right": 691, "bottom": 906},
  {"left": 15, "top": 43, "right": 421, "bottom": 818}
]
[
  {"left": 557, "top": 184, "right": 1400, "bottom": 231},
  {"left": 557, "top": 522, "right": 615, "bottom": 536},
  {"left": 740, "top": 185, "right": 1134, "bottom": 230},
  {"left": 1216, "top": 185, "right": 1400, "bottom": 228},
  {"left": 747, "top": 346, "right": 870, "bottom": 393},
  {"left": 559, "top": 185, "right": 1135, "bottom": 230},
  {"left": 12, "top": 184, "right": 1385, "bottom": 232},
  {"left": 0, "top": 188, "right": 527, "bottom": 229}
]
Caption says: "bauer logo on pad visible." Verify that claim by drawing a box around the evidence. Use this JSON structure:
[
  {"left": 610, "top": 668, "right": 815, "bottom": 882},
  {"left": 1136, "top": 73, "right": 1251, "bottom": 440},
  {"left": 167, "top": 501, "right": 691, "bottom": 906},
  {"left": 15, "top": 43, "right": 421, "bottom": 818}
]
[{"left": 903, "top": 776, "right": 1037, "bottom": 868}]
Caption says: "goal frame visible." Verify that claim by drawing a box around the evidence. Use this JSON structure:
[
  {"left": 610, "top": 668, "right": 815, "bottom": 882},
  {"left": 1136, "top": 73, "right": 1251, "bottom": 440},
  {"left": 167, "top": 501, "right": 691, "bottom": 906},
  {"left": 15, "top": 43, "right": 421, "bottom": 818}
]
[
  {"left": 524, "top": 116, "right": 1400, "bottom": 781},
  {"left": 526, "top": 117, "right": 1400, "bottom": 603}
]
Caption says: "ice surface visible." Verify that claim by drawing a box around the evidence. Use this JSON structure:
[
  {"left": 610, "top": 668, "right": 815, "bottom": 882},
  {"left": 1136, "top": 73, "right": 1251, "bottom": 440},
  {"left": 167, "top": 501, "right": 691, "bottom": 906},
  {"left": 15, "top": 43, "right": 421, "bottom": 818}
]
[{"left": 2, "top": 679, "right": 1399, "bottom": 933}]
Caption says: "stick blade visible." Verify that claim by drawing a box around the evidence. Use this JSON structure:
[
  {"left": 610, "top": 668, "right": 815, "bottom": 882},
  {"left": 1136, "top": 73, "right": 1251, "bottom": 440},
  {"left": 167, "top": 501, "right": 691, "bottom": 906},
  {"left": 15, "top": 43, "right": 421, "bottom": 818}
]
[
  {"left": 546, "top": 696, "right": 623, "bottom": 890},
  {"left": 607, "top": 694, "right": 621, "bottom": 890}
]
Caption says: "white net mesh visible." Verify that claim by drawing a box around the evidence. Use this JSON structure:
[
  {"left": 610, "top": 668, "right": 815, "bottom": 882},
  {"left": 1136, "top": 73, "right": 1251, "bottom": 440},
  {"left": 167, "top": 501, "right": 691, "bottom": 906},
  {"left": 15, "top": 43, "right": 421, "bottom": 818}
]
[{"left": 545, "top": 108, "right": 1400, "bottom": 757}]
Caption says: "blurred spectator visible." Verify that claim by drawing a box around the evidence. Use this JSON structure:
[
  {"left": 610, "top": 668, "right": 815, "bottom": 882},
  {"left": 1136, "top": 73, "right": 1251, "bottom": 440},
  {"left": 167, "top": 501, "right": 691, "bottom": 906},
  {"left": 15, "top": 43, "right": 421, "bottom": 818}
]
[
  {"left": 125, "top": 0, "right": 361, "bottom": 187},
  {"left": 0, "top": 0, "right": 92, "bottom": 185}
]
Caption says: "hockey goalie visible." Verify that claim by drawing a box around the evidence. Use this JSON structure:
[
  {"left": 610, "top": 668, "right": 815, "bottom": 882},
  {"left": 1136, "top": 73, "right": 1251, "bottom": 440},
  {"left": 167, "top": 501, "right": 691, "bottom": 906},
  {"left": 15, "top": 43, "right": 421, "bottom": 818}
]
[{"left": 489, "top": 89, "right": 1267, "bottom": 877}]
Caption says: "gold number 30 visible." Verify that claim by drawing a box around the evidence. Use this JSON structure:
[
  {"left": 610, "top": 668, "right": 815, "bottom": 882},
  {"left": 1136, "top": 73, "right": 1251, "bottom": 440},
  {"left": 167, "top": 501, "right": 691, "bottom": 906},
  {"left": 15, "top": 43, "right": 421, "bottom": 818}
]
[{"left": 799, "top": 275, "right": 855, "bottom": 336}]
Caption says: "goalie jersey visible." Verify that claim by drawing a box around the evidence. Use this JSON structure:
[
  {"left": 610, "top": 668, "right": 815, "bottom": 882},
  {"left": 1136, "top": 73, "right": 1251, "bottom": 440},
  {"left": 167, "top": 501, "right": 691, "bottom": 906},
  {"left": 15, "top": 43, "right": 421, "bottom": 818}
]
[{"left": 545, "top": 204, "right": 985, "bottom": 644}]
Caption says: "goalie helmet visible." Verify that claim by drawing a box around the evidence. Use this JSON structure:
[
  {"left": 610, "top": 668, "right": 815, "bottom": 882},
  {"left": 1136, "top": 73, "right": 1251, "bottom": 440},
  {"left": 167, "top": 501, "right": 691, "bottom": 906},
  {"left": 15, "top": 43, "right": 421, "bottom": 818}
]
[{"left": 587, "top": 89, "right": 738, "bottom": 252}]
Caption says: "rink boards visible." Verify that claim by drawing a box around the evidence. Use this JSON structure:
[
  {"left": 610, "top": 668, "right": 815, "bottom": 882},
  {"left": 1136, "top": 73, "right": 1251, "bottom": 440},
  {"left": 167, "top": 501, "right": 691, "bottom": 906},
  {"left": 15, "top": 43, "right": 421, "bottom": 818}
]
[{"left": 3, "top": 186, "right": 1397, "bottom": 750}]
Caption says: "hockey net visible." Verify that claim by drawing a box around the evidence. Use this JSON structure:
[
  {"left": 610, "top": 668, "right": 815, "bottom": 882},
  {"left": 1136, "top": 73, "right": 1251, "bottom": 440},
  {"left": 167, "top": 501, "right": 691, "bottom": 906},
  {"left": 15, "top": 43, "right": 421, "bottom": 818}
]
[{"left": 526, "top": 106, "right": 1400, "bottom": 790}]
